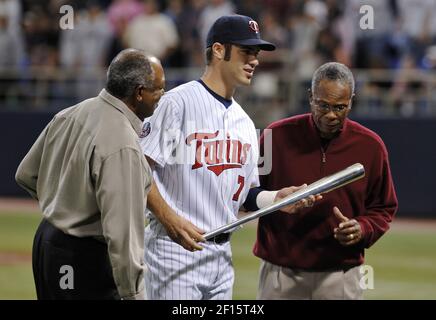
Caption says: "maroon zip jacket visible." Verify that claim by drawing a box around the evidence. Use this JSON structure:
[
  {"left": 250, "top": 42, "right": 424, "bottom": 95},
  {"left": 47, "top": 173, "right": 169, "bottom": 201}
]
[{"left": 253, "top": 113, "right": 398, "bottom": 270}]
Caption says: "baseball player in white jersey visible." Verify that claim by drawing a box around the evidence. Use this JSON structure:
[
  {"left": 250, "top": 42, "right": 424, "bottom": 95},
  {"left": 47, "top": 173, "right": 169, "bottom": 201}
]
[{"left": 140, "top": 15, "right": 319, "bottom": 300}]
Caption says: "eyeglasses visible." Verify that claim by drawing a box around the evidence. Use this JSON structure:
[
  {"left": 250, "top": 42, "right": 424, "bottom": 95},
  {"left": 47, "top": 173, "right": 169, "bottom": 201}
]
[{"left": 312, "top": 99, "right": 350, "bottom": 114}]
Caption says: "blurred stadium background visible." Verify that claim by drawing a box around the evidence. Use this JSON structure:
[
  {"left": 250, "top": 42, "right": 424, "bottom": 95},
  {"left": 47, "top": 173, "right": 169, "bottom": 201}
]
[{"left": 1, "top": 0, "right": 435, "bottom": 299}]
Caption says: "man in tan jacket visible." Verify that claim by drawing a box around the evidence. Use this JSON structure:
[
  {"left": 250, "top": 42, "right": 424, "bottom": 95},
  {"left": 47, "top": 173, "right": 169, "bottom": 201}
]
[{"left": 15, "top": 49, "right": 165, "bottom": 300}]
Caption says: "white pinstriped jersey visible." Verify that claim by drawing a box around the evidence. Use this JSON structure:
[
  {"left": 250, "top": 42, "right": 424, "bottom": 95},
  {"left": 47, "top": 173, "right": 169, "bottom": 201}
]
[
  {"left": 140, "top": 80, "right": 260, "bottom": 299},
  {"left": 140, "top": 80, "right": 260, "bottom": 232}
]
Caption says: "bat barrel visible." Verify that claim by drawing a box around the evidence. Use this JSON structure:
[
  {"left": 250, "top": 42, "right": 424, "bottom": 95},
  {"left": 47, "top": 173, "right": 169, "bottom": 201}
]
[{"left": 203, "top": 163, "right": 365, "bottom": 240}]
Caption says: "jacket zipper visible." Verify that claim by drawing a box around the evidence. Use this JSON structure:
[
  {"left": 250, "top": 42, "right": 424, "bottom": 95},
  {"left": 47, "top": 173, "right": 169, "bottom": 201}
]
[
  {"left": 321, "top": 148, "right": 326, "bottom": 163},
  {"left": 320, "top": 147, "right": 326, "bottom": 175}
]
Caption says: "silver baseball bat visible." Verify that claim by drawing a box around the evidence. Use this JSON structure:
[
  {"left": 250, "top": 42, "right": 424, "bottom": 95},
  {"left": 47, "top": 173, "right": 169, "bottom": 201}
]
[{"left": 204, "top": 163, "right": 365, "bottom": 240}]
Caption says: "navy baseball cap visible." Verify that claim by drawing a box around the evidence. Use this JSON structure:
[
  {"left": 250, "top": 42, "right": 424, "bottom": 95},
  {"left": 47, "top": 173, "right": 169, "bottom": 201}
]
[{"left": 206, "top": 15, "right": 276, "bottom": 51}]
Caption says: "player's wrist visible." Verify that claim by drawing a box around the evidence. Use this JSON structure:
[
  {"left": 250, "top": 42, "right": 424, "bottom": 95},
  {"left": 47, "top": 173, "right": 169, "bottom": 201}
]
[
  {"left": 243, "top": 187, "right": 279, "bottom": 211},
  {"left": 257, "top": 190, "right": 279, "bottom": 209}
]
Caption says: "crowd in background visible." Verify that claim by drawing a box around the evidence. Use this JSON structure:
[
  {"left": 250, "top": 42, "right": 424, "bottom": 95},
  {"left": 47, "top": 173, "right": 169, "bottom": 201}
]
[{"left": 1, "top": 0, "right": 436, "bottom": 118}]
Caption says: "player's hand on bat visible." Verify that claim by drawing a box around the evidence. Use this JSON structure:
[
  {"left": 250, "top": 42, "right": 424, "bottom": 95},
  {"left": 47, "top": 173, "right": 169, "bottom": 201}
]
[
  {"left": 162, "top": 212, "right": 205, "bottom": 252},
  {"left": 333, "top": 206, "right": 362, "bottom": 246},
  {"left": 274, "top": 184, "right": 322, "bottom": 214}
]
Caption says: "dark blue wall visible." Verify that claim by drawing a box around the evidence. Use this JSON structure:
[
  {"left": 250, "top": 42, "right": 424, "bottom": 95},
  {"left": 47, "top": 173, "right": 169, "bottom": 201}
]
[
  {"left": 1, "top": 111, "right": 55, "bottom": 197},
  {"left": 356, "top": 118, "right": 436, "bottom": 217},
  {"left": 1, "top": 111, "right": 435, "bottom": 217}
]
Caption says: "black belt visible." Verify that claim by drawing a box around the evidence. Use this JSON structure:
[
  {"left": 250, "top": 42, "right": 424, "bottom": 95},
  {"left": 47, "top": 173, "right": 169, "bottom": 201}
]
[{"left": 207, "top": 233, "right": 231, "bottom": 245}]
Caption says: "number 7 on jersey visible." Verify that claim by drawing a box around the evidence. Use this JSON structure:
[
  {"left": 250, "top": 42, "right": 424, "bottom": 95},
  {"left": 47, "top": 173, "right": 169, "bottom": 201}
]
[{"left": 232, "top": 175, "right": 245, "bottom": 201}]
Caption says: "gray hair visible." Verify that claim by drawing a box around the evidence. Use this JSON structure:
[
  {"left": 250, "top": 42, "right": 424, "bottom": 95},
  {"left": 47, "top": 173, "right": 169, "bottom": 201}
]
[
  {"left": 106, "top": 49, "right": 155, "bottom": 99},
  {"left": 311, "top": 62, "right": 355, "bottom": 96}
]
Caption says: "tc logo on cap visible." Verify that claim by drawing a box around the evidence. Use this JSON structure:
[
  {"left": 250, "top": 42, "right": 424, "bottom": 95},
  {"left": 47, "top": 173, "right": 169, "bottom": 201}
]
[{"left": 249, "top": 20, "right": 259, "bottom": 33}]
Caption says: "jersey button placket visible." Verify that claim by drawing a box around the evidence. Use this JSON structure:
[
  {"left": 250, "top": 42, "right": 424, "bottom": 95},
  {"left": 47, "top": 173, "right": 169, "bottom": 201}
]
[
  {"left": 221, "top": 111, "right": 229, "bottom": 206},
  {"left": 223, "top": 111, "right": 229, "bottom": 138}
]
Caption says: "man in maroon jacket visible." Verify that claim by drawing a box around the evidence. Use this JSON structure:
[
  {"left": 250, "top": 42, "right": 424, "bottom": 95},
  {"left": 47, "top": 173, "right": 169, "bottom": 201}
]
[{"left": 253, "top": 62, "right": 398, "bottom": 299}]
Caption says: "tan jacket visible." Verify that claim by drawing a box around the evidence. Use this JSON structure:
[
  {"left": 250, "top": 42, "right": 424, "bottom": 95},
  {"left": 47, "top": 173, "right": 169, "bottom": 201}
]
[{"left": 16, "top": 89, "right": 151, "bottom": 299}]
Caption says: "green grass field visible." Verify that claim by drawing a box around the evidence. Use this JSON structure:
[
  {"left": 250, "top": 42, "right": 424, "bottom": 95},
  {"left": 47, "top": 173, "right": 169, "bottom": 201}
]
[
  {"left": 231, "top": 222, "right": 436, "bottom": 300},
  {"left": 1, "top": 211, "right": 435, "bottom": 300}
]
